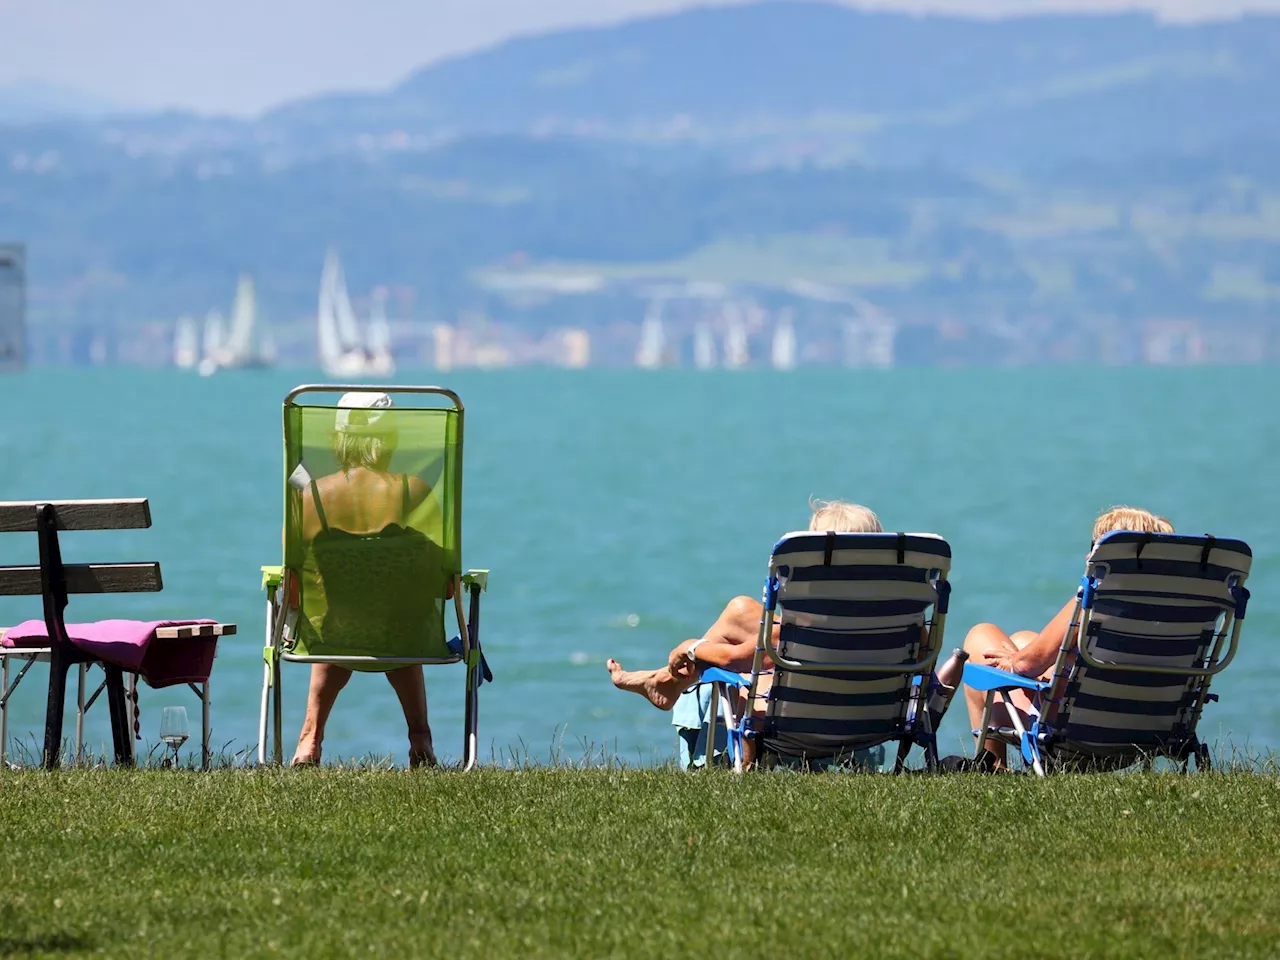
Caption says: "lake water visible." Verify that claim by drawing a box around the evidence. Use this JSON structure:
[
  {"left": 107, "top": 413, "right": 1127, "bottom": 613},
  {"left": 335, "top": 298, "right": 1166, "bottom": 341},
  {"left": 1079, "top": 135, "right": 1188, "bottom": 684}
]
[{"left": 1, "top": 366, "right": 1277, "bottom": 766}]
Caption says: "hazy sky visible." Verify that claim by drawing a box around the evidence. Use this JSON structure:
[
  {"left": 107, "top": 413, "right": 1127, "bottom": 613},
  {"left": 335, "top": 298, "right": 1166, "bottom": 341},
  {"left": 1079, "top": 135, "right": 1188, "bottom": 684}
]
[{"left": 2, "top": 0, "right": 1277, "bottom": 116}]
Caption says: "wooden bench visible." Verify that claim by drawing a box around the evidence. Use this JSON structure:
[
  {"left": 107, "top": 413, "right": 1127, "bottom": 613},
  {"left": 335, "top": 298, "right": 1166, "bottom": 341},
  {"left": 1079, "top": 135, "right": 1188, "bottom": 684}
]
[{"left": 0, "top": 499, "right": 235, "bottom": 769}]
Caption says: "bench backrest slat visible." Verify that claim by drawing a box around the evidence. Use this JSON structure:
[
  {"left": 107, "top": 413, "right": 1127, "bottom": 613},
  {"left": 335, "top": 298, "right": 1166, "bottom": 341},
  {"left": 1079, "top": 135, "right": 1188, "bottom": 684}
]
[
  {"left": 0, "top": 499, "right": 152, "bottom": 533},
  {"left": 0, "top": 562, "right": 163, "bottom": 596}
]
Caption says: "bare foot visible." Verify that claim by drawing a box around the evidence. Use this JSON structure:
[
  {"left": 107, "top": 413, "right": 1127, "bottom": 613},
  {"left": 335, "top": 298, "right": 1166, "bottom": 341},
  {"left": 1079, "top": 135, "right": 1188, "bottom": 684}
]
[
  {"left": 606, "top": 659, "right": 689, "bottom": 711},
  {"left": 408, "top": 734, "right": 437, "bottom": 769},
  {"left": 291, "top": 738, "right": 321, "bottom": 766}
]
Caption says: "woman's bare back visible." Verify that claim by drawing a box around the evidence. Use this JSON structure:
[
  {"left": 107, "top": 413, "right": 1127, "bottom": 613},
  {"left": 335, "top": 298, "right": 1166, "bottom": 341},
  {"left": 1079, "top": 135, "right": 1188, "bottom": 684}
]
[{"left": 301, "top": 468, "right": 430, "bottom": 539}]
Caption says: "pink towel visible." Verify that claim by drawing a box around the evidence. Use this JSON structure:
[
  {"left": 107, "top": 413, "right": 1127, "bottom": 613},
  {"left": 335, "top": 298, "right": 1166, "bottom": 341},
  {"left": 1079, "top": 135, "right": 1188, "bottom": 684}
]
[{"left": 1, "top": 619, "right": 218, "bottom": 688}]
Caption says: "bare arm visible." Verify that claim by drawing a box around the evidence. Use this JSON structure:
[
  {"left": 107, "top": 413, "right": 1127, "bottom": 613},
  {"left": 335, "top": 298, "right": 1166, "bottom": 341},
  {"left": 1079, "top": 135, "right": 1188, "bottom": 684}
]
[
  {"left": 405, "top": 475, "right": 430, "bottom": 510},
  {"left": 994, "top": 598, "right": 1077, "bottom": 679}
]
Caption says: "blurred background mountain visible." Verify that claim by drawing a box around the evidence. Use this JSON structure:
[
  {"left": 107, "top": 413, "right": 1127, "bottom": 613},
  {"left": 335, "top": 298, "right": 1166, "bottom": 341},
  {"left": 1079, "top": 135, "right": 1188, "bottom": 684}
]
[{"left": 2, "top": 1, "right": 1278, "bottom": 364}]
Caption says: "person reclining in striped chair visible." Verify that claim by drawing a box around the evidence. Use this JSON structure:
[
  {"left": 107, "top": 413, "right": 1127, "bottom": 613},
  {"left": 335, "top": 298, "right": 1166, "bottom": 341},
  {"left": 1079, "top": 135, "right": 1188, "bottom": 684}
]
[
  {"left": 606, "top": 499, "right": 883, "bottom": 712},
  {"left": 959, "top": 505, "right": 1174, "bottom": 772}
]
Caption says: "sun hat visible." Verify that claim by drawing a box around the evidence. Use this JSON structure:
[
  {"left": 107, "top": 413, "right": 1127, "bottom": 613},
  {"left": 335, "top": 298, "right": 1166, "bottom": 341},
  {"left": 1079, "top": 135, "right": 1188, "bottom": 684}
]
[{"left": 334, "top": 391, "right": 394, "bottom": 433}]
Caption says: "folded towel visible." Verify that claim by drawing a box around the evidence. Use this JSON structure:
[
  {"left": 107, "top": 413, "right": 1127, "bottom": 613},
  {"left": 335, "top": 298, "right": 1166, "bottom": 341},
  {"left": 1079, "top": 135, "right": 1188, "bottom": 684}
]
[
  {"left": 2, "top": 619, "right": 218, "bottom": 688},
  {"left": 672, "top": 685, "right": 726, "bottom": 769}
]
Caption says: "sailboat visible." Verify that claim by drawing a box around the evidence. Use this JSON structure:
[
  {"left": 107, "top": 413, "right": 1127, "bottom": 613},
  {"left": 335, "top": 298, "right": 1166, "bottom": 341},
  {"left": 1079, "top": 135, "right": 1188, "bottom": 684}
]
[
  {"left": 635, "top": 301, "right": 666, "bottom": 369},
  {"left": 173, "top": 316, "right": 199, "bottom": 369},
  {"left": 198, "top": 310, "right": 225, "bottom": 377},
  {"left": 722, "top": 303, "right": 750, "bottom": 370},
  {"left": 771, "top": 310, "right": 797, "bottom": 370},
  {"left": 317, "top": 249, "right": 376, "bottom": 377},
  {"left": 366, "top": 286, "right": 395, "bottom": 376},
  {"left": 692, "top": 321, "right": 716, "bottom": 370},
  {"left": 218, "top": 274, "right": 273, "bottom": 370}
]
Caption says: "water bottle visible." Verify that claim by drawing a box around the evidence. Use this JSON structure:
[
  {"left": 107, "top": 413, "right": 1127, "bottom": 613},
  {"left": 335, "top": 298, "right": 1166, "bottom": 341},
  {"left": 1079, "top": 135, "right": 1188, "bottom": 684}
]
[{"left": 926, "top": 648, "right": 969, "bottom": 731}]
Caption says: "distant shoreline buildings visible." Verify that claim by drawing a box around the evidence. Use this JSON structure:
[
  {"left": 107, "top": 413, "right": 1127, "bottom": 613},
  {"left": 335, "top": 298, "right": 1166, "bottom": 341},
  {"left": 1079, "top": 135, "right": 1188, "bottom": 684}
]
[
  {"left": 0, "top": 243, "right": 25, "bottom": 373},
  {"left": 7, "top": 250, "right": 1275, "bottom": 371}
]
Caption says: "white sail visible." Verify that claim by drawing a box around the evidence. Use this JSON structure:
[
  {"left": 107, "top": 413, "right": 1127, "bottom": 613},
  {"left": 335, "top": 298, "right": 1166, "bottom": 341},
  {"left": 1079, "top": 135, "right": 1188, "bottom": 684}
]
[
  {"left": 317, "top": 249, "right": 369, "bottom": 376},
  {"left": 198, "top": 310, "right": 225, "bottom": 377},
  {"left": 174, "top": 316, "right": 199, "bottom": 369},
  {"left": 722, "top": 303, "right": 750, "bottom": 370},
  {"left": 317, "top": 255, "right": 344, "bottom": 371},
  {"left": 223, "top": 274, "right": 257, "bottom": 363},
  {"left": 692, "top": 321, "right": 716, "bottom": 370},
  {"left": 202, "top": 310, "right": 225, "bottom": 361},
  {"left": 635, "top": 301, "right": 666, "bottom": 369},
  {"left": 327, "top": 251, "right": 364, "bottom": 354},
  {"left": 771, "top": 310, "right": 797, "bottom": 370},
  {"left": 366, "top": 286, "right": 395, "bottom": 375}
]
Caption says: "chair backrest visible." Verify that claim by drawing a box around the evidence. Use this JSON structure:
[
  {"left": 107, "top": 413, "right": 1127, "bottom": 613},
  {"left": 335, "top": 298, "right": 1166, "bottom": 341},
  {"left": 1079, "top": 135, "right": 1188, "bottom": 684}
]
[
  {"left": 281, "top": 386, "right": 462, "bottom": 661},
  {"left": 761, "top": 531, "right": 952, "bottom": 761},
  {"left": 1047, "top": 531, "right": 1252, "bottom": 759},
  {"left": 0, "top": 499, "right": 162, "bottom": 598}
]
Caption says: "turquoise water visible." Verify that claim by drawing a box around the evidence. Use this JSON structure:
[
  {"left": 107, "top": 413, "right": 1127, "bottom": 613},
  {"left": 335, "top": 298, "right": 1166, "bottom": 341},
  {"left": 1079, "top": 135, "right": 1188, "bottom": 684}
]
[{"left": 1, "top": 367, "right": 1277, "bottom": 765}]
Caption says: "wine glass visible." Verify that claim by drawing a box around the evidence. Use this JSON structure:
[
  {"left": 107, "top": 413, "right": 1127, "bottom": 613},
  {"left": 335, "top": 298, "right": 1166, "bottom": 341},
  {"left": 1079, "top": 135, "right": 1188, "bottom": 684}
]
[{"left": 159, "top": 706, "right": 189, "bottom": 767}]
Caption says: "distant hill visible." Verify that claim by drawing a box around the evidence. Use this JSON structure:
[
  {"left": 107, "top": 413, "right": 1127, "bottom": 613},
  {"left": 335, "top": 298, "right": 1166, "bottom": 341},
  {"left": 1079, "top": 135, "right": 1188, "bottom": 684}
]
[
  {"left": 0, "top": 81, "right": 124, "bottom": 123},
  {"left": 262, "top": 2, "right": 1280, "bottom": 166},
  {"left": 2, "top": 1, "right": 1278, "bottom": 353}
]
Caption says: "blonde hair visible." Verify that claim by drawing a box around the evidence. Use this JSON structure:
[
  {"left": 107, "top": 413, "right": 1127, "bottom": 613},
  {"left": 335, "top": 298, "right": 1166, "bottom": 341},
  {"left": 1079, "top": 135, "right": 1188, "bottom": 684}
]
[
  {"left": 1092, "top": 505, "right": 1174, "bottom": 543},
  {"left": 808, "top": 498, "right": 883, "bottom": 534},
  {"left": 332, "top": 430, "right": 396, "bottom": 472}
]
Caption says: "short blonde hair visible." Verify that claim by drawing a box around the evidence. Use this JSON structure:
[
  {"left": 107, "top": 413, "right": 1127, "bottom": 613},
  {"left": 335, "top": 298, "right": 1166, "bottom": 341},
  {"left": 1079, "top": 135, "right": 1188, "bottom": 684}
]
[
  {"left": 808, "top": 498, "right": 883, "bottom": 534},
  {"left": 1092, "top": 505, "right": 1174, "bottom": 543},
  {"left": 332, "top": 430, "right": 397, "bottom": 472}
]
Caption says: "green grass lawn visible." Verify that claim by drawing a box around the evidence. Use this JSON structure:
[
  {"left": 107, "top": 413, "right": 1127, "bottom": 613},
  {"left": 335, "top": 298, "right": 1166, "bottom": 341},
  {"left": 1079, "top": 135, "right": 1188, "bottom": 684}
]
[{"left": 3, "top": 769, "right": 1279, "bottom": 958}]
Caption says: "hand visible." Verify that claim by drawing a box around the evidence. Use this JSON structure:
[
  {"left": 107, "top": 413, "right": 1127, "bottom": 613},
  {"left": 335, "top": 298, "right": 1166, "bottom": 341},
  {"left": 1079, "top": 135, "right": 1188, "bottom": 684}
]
[
  {"left": 669, "top": 658, "right": 697, "bottom": 682},
  {"left": 981, "top": 649, "right": 1018, "bottom": 674},
  {"left": 669, "top": 641, "right": 695, "bottom": 673}
]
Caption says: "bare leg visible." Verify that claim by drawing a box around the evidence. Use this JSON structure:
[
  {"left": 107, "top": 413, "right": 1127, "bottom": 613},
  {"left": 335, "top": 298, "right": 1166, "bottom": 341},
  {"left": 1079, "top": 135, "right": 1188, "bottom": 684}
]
[
  {"left": 385, "top": 665, "right": 436, "bottom": 767},
  {"left": 606, "top": 658, "right": 696, "bottom": 711},
  {"left": 962, "top": 624, "right": 1038, "bottom": 767},
  {"left": 608, "top": 596, "right": 775, "bottom": 712},
  {"left": 293, "top": 663, "right": 352, "bottom": 764}
]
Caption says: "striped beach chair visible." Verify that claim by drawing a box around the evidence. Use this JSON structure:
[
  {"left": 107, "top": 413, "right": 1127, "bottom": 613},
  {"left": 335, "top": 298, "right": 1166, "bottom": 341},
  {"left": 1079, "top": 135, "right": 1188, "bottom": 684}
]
[
  {"left": 964, "top": 531, "right": 1252, "bottom": 775},
  {"left": 701, "top": 531, "right": 953, "bottom": 772}
]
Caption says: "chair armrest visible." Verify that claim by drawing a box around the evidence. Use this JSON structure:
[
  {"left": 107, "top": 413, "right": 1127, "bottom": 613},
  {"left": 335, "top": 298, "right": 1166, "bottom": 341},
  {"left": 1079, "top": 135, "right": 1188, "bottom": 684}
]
[
  {"left": 261, "top": 565, "right": 283, "bottom": 591},
  {"left": 698, "top": 667, "right": 749, "bottom": 688},
  {"left": 463, "top": 569, "right": 489, "bottom": 593},
  {"left": 963, "top": 662, "right": 1049, "bottom": 693}
]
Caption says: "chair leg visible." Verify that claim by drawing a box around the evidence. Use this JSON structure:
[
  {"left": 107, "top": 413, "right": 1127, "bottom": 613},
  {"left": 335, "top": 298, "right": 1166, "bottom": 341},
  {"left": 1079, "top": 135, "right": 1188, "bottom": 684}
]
[
  {"left": 1195, "top": 742, "right": 1212, "bottom": 773},
  {"left": 271, "top": 657, "right": 283, "bottom": 766},
  {"left": 75, "top": 664, "right": 87, "bottom": 764},
  {"left": 1, "top": 655, "right": 9, "bottom": 766},
  {"left": 258, "top": 655, "right": 272, "bottom": 765},
  {"left": 892, "top": 739, "right": 911, "bottom": 774},
  {"left": 975, "top": 691, "right": 996, "bottom": 761},
  {"left": 43, "top": 647, "right": 72, "bottom": 770},
  {"left": 705, "top": 682, "right": 720, "bottom": 770},
  {"left": 462, "top": 665, "right": 479, "bottom": 772},
  {"left": 461, "top": 583, "right": 483, "bottom": 772},
  {"left": 104, "top": 665, "right": 134, "bottom": 767},
  {"left": 202, "top": 679, "right": 211, "bottom": 771}
]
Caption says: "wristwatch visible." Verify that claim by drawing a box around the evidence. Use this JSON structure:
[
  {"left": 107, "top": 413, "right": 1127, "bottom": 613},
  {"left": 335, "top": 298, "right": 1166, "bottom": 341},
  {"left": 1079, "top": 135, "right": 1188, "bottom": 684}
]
[{"left": 685, "top": 637, "right": 708, "bottom": 664}]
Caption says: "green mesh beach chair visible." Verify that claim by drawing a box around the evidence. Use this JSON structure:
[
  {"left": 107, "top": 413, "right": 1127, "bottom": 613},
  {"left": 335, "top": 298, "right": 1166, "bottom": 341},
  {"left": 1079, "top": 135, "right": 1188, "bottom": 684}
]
[{"left": 258, "top": 385, "right": 490, "bottom": 769}]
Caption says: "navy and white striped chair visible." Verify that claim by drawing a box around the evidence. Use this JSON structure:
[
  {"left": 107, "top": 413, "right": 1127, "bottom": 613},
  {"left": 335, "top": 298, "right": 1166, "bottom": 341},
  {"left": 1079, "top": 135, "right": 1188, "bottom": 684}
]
[
  {"left": 965, "top": 531, "right": 1251, "bottom": 775},
  {"left": 701, "top": 531, "right": 953, "bottom": 773}
]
